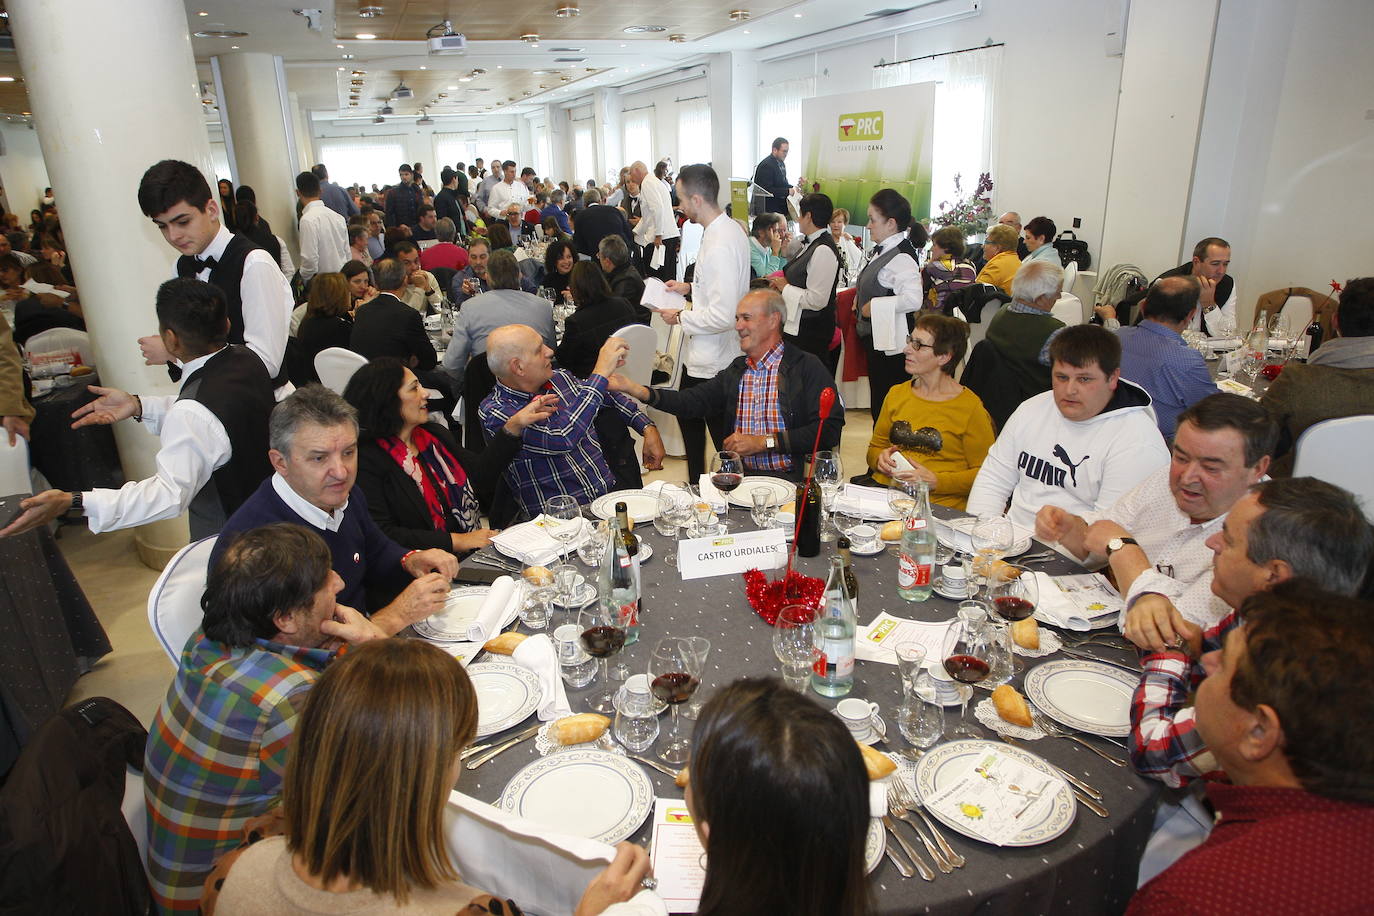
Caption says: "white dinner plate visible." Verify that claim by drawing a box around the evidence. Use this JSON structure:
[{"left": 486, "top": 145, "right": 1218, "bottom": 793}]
[
  {"left": 913, "top": 739, "right": 1076, "bottom": 847},
  {"left": 591, "top": 489, "right": 661, "bottom": 524},
  {"left": 414, "top": 586, "right": 492, "bottom": 642},
  {"left": 726, "top": 476, "right": 795, "bottom": 510},
  {"left": 865, "top": 818, "right": 884, "bottom": 874},
  {"left": 469, "top": 662, "right": 543, "bottom": 738},
  {"left": 499, "top": 749, "right": 654, "bottom": 844},
  {"left": 936, "top": 516, "right": 1034, "bottom": 558},
  {"left": 1023, "top": 659, "right": 1137, "bottom": 737}
]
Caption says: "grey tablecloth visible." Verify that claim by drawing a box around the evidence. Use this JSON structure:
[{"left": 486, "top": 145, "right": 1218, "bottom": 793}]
[
  {"left": 458, "top": 504, "right": 1158, "bottom": 916},
  {"left": 28, "top": 374, "right": 125, "bottom": 493}
]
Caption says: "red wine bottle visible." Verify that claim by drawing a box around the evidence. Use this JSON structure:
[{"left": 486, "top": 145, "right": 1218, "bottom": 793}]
[{"left": 795, "top": 473, "right": 821, "bottom": 558}]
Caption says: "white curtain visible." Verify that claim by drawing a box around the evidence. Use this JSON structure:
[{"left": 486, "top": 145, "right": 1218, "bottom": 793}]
[
  {"left": 209, "top": 141, "right": 231, "bottom": 183},
  {"left": 756, "top": 77, "right": 816, "bottom": 167},
  {"left": 873, "top": 45, "right": 1002, "bottom": 220},
  {"left": 534, "top": 128, "right": 552, "bottom": 179},
  {"left": 316, "top": 135, "right": 407, "bottom": 189},
  {"left": 676, "top": 99, "right": 712, "bottom": 166},
  {"left": 622, "top": 109, "right": 654, "bottom": 169},
  {"left": 572, "top": 121, "right": 596, "bottom": 184}
]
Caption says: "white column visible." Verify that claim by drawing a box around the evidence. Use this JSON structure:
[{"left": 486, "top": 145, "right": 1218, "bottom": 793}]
[
  {"left": 9, "top": 0, "right": 211, "bottom": 565},
  {"left": 216, "top": 52, "right": 300, "bottom": 258},
  {"left": 593, "top": 88, "right": 622, "bottom": 185},
  {"left": 289, "top": 92, "right": 316, "bottom": 172},
  {"left": 708, "top": 52, "right": 758, "bottom": 206}
]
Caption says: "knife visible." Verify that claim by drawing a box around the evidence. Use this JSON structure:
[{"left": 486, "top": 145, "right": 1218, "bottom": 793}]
[
  {"left": 461, "top": 721, "right": 544, "bottom": 760},
  {"left": 629, "top": 754, "right": 682, "bottom": 779},
  {"left": 465, "top": 722, "right": 545, "bottom": 769}
]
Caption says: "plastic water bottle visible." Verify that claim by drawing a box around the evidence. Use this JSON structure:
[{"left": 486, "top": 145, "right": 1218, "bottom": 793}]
[
  {"left": 812, "top": 556, "right": 856, "bottom": 698},
  {"left": 897, "top": 482, "right": 937, "bottom": 602}
]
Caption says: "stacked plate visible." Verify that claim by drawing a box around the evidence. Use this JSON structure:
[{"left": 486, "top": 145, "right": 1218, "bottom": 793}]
[
  {"left": 725, "top": 476, "right": 794, "bottom": 510},
  {"left": 936, "top": 516, "right": 1034, "bottom": 558},
  {"left": 1023, "top": 659, "right": 1135, "bottom": 737},
  {"left": 499, "top": 749, "right": 655, "bottom": 844}
]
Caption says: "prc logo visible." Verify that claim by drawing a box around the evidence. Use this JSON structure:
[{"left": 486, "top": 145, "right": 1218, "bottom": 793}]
[{"left": 838, "top": 111, "right": 883, "bottom": 141}]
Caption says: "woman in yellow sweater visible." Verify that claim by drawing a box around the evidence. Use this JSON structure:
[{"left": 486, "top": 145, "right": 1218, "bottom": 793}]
[
  {"left": 866, "top": 313, "right": 996, "bottom": 510},
  {"left": 974, "top": 223, "right": 1021, "bottom": 296}
]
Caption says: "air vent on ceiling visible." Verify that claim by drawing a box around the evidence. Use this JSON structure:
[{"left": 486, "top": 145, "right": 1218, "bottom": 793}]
[
  {"left": 549, "top": 47, "right": 584, "bottom": 51},
  {"left": 865, "top": 7, "right": 908, "bottom": 15},
  {"left": 554, "top": 57, "right": 586, "bottom": 63}
]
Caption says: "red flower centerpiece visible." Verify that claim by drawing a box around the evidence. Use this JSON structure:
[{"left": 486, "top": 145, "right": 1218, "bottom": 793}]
[{"left": 742, "top": 568, "right": 824, "bottom": 625}]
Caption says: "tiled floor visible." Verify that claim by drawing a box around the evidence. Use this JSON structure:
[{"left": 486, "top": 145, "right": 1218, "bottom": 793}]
[{"left": 59, "top": 408, "right": 878, "bottom": 726}]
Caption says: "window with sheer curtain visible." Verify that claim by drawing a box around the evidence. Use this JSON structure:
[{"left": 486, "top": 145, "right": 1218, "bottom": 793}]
[
  {"left": 622, "top": 109, "right": 653, "bottom": 169},
  {"left": 433, "top": 133, "right": 516, "bottom": 172},
  {"left": 534, "top": 129, "right": 552, "bottom": 178},
  {"left": 676, "top": 99, "right": 712, "bottom": 166},
  {"left": 573, "top": 120, "right": 596, "bottom": 184},
  {"left": 756, "top": 77, "right": 816, "bottom": 171},
  {"left": 316, "top": 135, "right": 407, "bottom": 188},
  {"left": 209, "top": 142, "right": 231, "bottom": 183},
  {"left": 873, "top": 45, "right": 1002, "bottom": 220}
]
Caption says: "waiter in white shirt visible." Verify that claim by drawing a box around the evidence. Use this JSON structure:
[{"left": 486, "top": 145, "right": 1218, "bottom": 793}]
[
  {"left": 135, "top": 159, "right": 293, "bottom": 394},
  {"left": 658, "top": 164, "right": 750, "bottom": 480},
  {"left": 485, "top": 160, "right": 530, "bottom": 220},
  {"left": 295, "top": 170, "right": 349, "bottom": 283},
  {"left": 629, "top": 160, "right": 681, "bottom": 282}
]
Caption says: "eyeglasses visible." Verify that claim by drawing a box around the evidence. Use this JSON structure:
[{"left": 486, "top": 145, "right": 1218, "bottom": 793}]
[{"left": 905, "top": 337, "right": 936, "bottom": 352}]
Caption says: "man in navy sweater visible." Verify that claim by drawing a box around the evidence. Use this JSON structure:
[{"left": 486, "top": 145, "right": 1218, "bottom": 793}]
[{"left": 213, "top": 384, "right": 457, "bottom": 631}]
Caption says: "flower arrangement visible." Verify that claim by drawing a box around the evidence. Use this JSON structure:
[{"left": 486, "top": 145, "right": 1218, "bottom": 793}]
[{"left": 932, "top": 172, "right": 994, "bottom": 237}]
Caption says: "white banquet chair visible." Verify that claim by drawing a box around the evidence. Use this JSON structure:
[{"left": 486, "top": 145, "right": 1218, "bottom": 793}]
[
  {"left": 1292, "top": 415, "right": 1374, "bottom": 522},
  {"left": 147, "top": 535, "right": 218, "bottom": 663},
  {"left": 613, "top": 324, "right": 657, "bottom": 388},
  {"left": 25, "top": 327, "right": 95, "bottom": 369},
  {"left": 314, "top": 347, "right": 368, "bottom": 394},
  {"left": 0, "top": 431, "right": 30, "bottom": 495}
]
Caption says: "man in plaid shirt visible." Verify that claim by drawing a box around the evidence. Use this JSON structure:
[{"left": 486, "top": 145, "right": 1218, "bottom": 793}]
[
  {"left": 480, "top": 325, "right": 664, "bottom": 518},
  {"left": 144, "top": 524, "right": 387, "bottom": 912}
]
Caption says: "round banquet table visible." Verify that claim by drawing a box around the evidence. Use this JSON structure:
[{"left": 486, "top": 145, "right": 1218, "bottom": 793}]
[
  {"left": 27, "top": 374, "right": 125, "bottom": 493},
  {"left": 457, "top": 503, "right": 1160, "bottom": 916}
]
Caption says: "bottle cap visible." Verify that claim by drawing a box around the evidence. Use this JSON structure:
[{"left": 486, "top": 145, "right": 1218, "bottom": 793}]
[{"left": 837, "top": 536, "right": 851, "bottom": 550}]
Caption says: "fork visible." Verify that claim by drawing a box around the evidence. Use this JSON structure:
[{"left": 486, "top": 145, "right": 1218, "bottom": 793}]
[
  {"left": 887, "top": 791, "right": 951, "bottom": 873},
  {"left": 890, "top": 779, "right": 964, "bottom": 869},
  {"left": 881, "top": 815, "right": 935, "bottom": 881},
  {"left": 1030, "top": 708, "right": 1126, "bottom": 767}
]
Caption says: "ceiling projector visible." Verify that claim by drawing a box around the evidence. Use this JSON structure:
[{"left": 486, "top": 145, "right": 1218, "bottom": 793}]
[{"left": 428, "top": 33, "right": 468, "bottom": 55}]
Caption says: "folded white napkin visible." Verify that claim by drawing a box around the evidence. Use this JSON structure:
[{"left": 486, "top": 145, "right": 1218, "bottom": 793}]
[
  {"left": 781, "top": 287, "right": 803, "bottom": 336},
  {"left": 870, "top": 780, "right": 888, "bottom": 818},
  {"left": 696, "top": 474, "right": 728, "bottom": 512},
  {"left": 650, "top": 244, "right": 666, "bottom": 270},
  {"left": 1029, "top": 571, "right": 1121, "bottom": 631},
  {"left": 467, "top": 576, "right": 522, "bottom": 643},
  {"left": 490, "top": 516, "right": 587, "bottom": 566},
  {"left": 833, "top": 484, "right": 899, "bottom": 521},
  {"left": 869, "top": 295, "right": 907, "bottom": 355},
  {"left": 512, "top": 633, "right": 573, "bottom": 721}
]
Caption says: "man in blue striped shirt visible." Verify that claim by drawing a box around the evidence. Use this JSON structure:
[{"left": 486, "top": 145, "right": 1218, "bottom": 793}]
[{"left": 1118, "top": 276, "right": 1218, "bottom": 438}]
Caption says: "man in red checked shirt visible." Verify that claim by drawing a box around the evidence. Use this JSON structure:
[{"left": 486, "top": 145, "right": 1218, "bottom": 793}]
[
  {"left": 1125, "top": 476, "right": 1372, "bottom": 882},
  {"left": 1127, "top": 585, "right": 1374, "bottom": 915}
]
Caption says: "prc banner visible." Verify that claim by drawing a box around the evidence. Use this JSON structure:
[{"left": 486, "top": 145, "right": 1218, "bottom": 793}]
[{"left": 798, "top": 82, "right": 936, "bottom": 224}]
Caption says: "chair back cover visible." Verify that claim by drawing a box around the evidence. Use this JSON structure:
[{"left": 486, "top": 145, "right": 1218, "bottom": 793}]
[
  {"left": 314, "top": 347, "right": 368, "bottom": 394},
  {"left": 1293, "top": 415, "right": 1374, "bottom": 522},
  {"left": 146, "top": 536, "right": 218, "bottom": 663}
]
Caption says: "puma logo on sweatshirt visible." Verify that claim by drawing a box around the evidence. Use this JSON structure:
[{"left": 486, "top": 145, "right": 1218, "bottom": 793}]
[{"left": 1017, "top": 445, "right": 1091, "bottom": 489}]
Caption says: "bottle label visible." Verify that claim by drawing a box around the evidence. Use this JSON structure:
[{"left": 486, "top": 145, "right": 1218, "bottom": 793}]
[
  {"left": 620, "top": 602, "right": 638, "bottom": 628},
  {"left": 619, "top": 555, "right": 632, "bottom": 569},
  {"left": 906, "top": 516, "right": 927, "bottom": 531},
  {"left": 814, "top": 641, "right": 854, "bottom": 678},
  {"left": 898, "top": 553, "right": 933, "bottom": 588},
  {"left": 812, "top": 651, "right": 827, "bottom": 677}
]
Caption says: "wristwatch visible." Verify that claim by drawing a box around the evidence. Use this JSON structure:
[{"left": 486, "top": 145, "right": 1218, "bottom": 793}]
[
  {"left": 765, "top": 435, "right": 777, "bottom": 450},
  {"left": 1106, "top": 536, "right": 1139, "bottom": 556},
  {"left": 70, "top": 492, "right": 84, "bottom": 514}
]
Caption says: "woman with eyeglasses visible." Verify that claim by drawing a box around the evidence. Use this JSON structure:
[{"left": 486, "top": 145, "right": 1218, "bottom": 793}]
[{"left": 867, "top": 312, "right": 994, "bottom": 510}]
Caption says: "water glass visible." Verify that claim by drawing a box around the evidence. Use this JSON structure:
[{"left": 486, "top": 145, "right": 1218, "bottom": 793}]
[
  {"left": 518, "top": 589, "right": 550, "bottom": 630},
  {"left": 613, "top": 674, "right": 661, "bottom": 753},
  {"left": 576, "top": 525, "right": 609, "bottom": 567},
  {"left": 773, "top": 603, "right": 818, "bottom": 692},
  {"left": 553, "top": 623, "right": 598, "bottom": 688},
  {"left": 897, "top": 680, "right": 945, "bottom": 748},
  {"left": 751, "top": 488, "right": 779, "bottom": 529},
  {"left": 681, "top": 636, "right": 712, "bottom": 720},
  {"left": 893, "top": 642, "right": 927, "bottom": 693}
]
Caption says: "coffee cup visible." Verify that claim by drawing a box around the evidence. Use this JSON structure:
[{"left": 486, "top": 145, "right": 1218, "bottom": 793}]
[
  {"left": 836, "top": 698, "right": 881, "bottom": 737},
  {"left": 850, "top": 523, "right": 879, "bottom": 550}
]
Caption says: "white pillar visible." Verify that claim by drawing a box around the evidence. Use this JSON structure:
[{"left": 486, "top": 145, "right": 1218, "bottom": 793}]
[
  {"left": 593, "top": 88, "right": 622, "bottom": 185},
  {"left": 708, "top": 52, "right": 758, "bottom": 206},
  {"left": 9, "top": 0, "right": 210, "bottom": 565},
  {"left": 289, "top": 92, "right": 315, "bottom": 172},
  {"left": 216, "top": 52, "right": 300, "bottom": 258}
]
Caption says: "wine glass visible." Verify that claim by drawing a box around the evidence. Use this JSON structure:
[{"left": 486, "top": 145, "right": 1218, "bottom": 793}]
[
  {"left": 709, "top": 450, "right": 743, "bottom": 531},
  {"left": 654, "top": 483, "right": 691, "bottom": 567},
  {"left": 680, "top": 636, "right": 713, "bottom": 720},
  {"left": 970, "top": 515, "right": 1014, "bottom": 592},
  {"left": 814, "top": 451, "right": 842, "bottom": 542},
  {"left": 649, "top": 636, "right": 704, "bottom": 765},
  {"left": 750, "top": 487, "right": 779, "bottom": 529},
  {"left": 887, "top": 479, "right": 918, "bottom": 520},
  {"left": 773, "top": 603, "right": 819, "bottom": 693},
  {"left": 943, "top": 604, "right": 993, "bottom": 738},
  {"left": 990, "top": 571, "right": 1038, "bottom": 624},
  {"left": 543, "top": 495, "right": 582, "bottom": 569},
  {"left": 579, "top": 601, "right": 630, "bottom": 714}
]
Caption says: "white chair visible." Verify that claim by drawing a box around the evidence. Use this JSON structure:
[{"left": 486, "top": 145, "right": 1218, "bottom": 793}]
[
  {"left": 146, "top": 535, "right": 218, "bottom": 663},
  {"left": 25, "top": 327, "right": 95, "bottom": 368},
  {"left": 314, "top": 347, "right": 368, "bottom": 394},
  {"left": 1277, "top": 295, "right": 1313, "bottom": 337},
  {"left": 1292, "top": 415, "right": 1374, "bottom": 521},
  {"left": 1051, "top": 292, "right": 1086, "bottom": 326},
  {"left": 0, "top": 431, "right": 30, "bottom": 495},
  {"left": 646, "top": 323, "right": 687, "bottom": 456},
  {"left": 1061, "top": 261, "right": 1079, "bottom": 300},
  {"left": 612, "top": 323, "right": 657, "bottom": 387}
]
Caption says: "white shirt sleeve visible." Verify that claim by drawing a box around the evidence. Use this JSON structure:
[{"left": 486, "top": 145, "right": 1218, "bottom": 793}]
[
  {"left": 679, "top": 231, "right": 745, "bottom": 338},
  {"left": 965, "top": 414, "right": 1022, "bottom": 519},
  {"left": 137, "top": 394, "right": 177, "bottom": 435},
  {"left": 875, "top": 251, "right": 924, "bottom": 314},
  {"left": 241, "top": 251, "right": 293, "bottom": 377},
  {"left": 1202, "top": 283, "right": 1238, "bottom": 337},
  {"left": 781, "top": 244, "right": 840, "bottom": 314},
  {"left": 82, "top": 400, "right": 230, "bottom": 533},
  {"left": 298, "top": 211, "right": 319, "bottom": 280}
]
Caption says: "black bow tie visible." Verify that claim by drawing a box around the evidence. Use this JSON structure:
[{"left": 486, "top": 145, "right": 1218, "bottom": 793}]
[{"left": 195, "top": 255, "right": 218, "bottom": 270}]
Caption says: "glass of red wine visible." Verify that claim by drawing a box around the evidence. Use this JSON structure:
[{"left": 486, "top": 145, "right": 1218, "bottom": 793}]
[
  {"left": 709, "top": 450, "right": 743, "bottom": 532},
  {"left": 579, "top": 602, "right": 630, "bottom": 714},
  {"left": 991, "top": 570, "right": 1038, "bottom": 622},
  {"left": 649, "top": 636, "right": 703, "bottom": 765},
  {"left": 943, "top": 604, "right": 994, "bottom": 738}
]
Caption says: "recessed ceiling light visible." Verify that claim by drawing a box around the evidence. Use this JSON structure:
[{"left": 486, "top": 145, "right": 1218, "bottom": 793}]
[
  {"left": 194, "top": 28, "right": 249, "bottom": 38},
  {"left": 337, "top": 44, "right": 345, "bottom": 49},
  {"left": 619, "top": 43, "right": 627, "bottom": 48},
  {"left": 521, "top": 33, "right": 540, "bottom": 42},
  {"left": 358, "top": 5, "right": 385, "bottom": 17},
  {"left": 338, "top": 66, "right": 345, "bottom": 71},
  {"left": 728, "top": 10, "right": 750, "bottom": 22},
  {"left": 342, "top": 54, "right": 355, "bottom": 59},
  {"left": 793, "top": 12, "right": 802, "bottom": 17},
  {"left": 669, "top": 33, "right": 685, "bottom": 42},
  {"left": 419, "top": 65, "right": 427, "bottom": 69},
  {"left": 197, "top": 9, "right": 209, "bottom": 15},
  {"left": 497, "top": 65, "right": 502, "bottom": 69},
  {"left": 0, "top": 77, "right": 14, "bottom": 83},
  {"left": 356, "top": 33, "right": 376, "bottom": 39},
  {"left": 230, "top": 44, "right": 239, "bottom": 49},
  {"left": 554, "top": 4, "right": 580, "bottom": 17},
  {"left": 742, "top": 29, "right": 750, "bottom": 33},
  {"left": 623, "top": 24, "right": 666, "bottom": 33},
  {"left": 352, "top": 69, "right": 366, "bottom": 75}
]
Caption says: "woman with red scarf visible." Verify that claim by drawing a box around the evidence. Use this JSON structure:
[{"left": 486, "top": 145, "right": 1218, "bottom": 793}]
[{"left": 343, "top": 359, "right": 555, "bottom": 554}]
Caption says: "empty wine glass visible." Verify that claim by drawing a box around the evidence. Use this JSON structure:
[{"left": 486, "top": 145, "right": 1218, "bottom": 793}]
[
  {"left": 579, "top": 601, "right": 631, "bottom": 715},
  {"left": 709, "top": 451, "right": 743, "bottom": 532},
  {"left": 750, "top": 487, "right": 779, "bottom": 529},
  {"left": 970, "top": 515, "right": 1014, "bottom": 591},
  {"left": 773, "top": 603, "right": 819, "bottom": 693},
  {"left": 814, "top": 451, "right": 843, "bottom": 542},
  {"left": 680, "top": 636, "right": 713, "bottom": 720},
  {"left": 649, "top": 636, "right": 704, "bottom": 765},
  {"left": 543, "top": 495, "right": 582, "bottom": 569},
  {"left": 654, "top": 483, "right": 691, "bottom": 567},
  {"left": 943, "top": 604, "right": 993, "bottom": 738}
]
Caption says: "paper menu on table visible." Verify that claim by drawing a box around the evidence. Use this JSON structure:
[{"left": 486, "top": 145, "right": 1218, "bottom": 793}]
[
  {"left": 649, "top": 798, "right": 706, "bottom": 913},
  {"left": 923, "top": 750, "right": 1065, "bottom": 846},
  {"left": 832, "top": 484, "right": 900, "bottom": 521},
  {"left": 855, "top": 614, "right": 956, "bottom": 667},
  {"left": 1031, "top": 572, "right": 1123, "bottom": 630},
  {"left": 435, "top": 642, "right": 482, "bottom": 667},
  {"left": 641, "top": 277, "right": 688, "bottom": 313}
]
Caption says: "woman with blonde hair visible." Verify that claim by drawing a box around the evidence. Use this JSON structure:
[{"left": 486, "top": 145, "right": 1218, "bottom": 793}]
[{"left": 207, "top": 639, "right": 655, "bottom": 914}]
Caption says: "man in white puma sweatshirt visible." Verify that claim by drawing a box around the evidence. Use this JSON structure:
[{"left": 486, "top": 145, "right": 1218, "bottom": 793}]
[{"left": 967, "top": 324, "right": 1170, "bottom": 531}]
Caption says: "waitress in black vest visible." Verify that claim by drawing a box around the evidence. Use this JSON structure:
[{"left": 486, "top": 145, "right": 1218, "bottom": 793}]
[
  {"left": 769, "top": 193, "right": 842, "bottom": 376},
  {"left": 135, "top": 160, "right": 294, "bottom": 391},
  {"left": 0, "top": 278, "right": 276, "bottom": 542},
  {"left": 854, "top": 189, "right": 928, "bottom": 421}
]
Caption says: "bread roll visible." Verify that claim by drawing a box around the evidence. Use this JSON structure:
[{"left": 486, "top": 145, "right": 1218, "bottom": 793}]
[
  {"left": 780, "top": 500, "right": 796, "bottom": 515},
  {"left": 552, "top": 713, "right": 610, "bottom": 745},
  {"left": 858, "top": 742, "right": 897, "bottom": 780},
  {"left": 70, "top": 365, "right": 94, "bottom": 377},
  {"left": 522, "top": 565, "right": 554, "bottom": 587},
  {"left": 973, "top": 557, "right": 1021, "bottom": 582},
  {"left": 1011, "top": 617, "right": 1040, "bottom": 650},
  {"left": 674, "top": 766, "right": 690, "bottom": 788},
  {"left": 880, "top": 520, "right": 905, "bottom": 542},
  {"left": 482, "top": 632, "right": 528, "bottom": 655},
  {"left": 992, "top": 685, "right": 1033, "bottom": 728}
]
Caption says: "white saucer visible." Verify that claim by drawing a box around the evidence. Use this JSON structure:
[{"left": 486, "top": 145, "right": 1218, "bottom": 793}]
[
  {"left": 933, "top": 576, "right": 971, "bottom": 600},
  {"left": 848, "top": 540, "right": 886, "bottom": 557},
  {"left": 833, "top": 710, "right": 887, "bottom": 746}
]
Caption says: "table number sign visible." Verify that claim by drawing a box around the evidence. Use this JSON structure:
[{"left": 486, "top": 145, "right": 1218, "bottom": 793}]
[{"left": 677, "top": 528, "right": 787, "bottom": 580}]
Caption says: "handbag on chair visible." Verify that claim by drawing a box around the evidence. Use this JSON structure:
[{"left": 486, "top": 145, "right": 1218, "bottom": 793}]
[{"left": 1053, "top": 230, "right": 1091, "bottom": 270}]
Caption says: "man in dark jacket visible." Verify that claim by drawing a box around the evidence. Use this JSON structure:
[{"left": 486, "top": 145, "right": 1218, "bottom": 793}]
[
  {"left": 752, "top": 137, "right": 792, "bottom": 216},
  {"left": 384, "top": 162, "right": 423, "bottom": 230},
  {"left": 598, "top": 234, "right": 648, "bottom": 324},
  {"left": 572, "top": 188, "right": 635, "bottom": 259},
  {"left": 350, "top": 257, "right": 456, "bottom": 414},
  {"left": 609, "top": 288, "right": 843, "bottom": 480}
]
